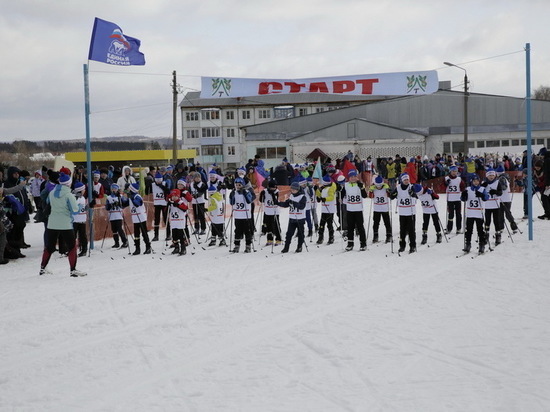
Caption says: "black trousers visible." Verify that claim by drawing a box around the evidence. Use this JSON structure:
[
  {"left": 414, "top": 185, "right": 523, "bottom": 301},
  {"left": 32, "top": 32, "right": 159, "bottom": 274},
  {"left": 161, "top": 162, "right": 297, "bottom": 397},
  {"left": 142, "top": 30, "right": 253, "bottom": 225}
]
[
  {"left": 171, "top": 228, "right": 186, "bottom": 248},
  {"left": 285, "top": 218, "right": 305, "bottom": 248},
  {"left": 134, "top": 221, "right": 150, "bottom": 245},
  {"left": 154, "top": 205, "right": 170, "bottom": 233},
  {"left": 192, "top": 203, "right": 206, "bottom": 231},
  {"left": 73, "top": 222, "right": 88, "bottom": 251},
  {"left": 399, "top": 215, "right": 416, "bottom": 248},
  {"left": 210, "top": 222, "right": 224, "bottom": 239},
  {"left": 318, "top": 213, "right": 335, "bottom": 238},
  {"left": 446, "top": 201, "right": 462, "bottom": 232},
  {"left": 372, "top": 211, "right": 391, "bottom": 235},
  {"left": 41, "top": 229, "right": 77, "bottom": 270},
  {"left": 234, "top": 218, "right": 253, "bottom": 245},
  {"left": 465, "top": 217, "right": 485, "bottom": 244},
  {"left": 110, "top": 219, "right": 127, "bottom": 244},
  {"left": 262, "top": 214, "right": 281, "bottom": 241},
  {"left": 422, "top": 213, "right": 441, "bottom": 233},
  {"left": 346, "top": 211, "right": 366, "bottom": 246},
  {"left": 484, "top": 208, "right": 502, "bottom": 232}
]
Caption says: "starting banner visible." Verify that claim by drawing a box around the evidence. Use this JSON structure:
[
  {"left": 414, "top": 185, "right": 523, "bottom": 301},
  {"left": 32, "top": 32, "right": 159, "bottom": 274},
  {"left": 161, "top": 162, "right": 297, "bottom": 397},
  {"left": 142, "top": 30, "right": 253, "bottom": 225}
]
[{"left": 201, "top": 71, "right": 438, "bottom": 98}]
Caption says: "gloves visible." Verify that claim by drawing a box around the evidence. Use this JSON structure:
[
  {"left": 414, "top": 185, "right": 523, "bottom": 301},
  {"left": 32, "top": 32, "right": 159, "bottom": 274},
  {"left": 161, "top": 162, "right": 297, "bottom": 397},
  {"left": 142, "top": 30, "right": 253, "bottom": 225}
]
[
  {"left": 481, "top": 182, "right": 488, "bottom": 187},
  {"left": 92, "top": 191, "right": 99, "bottom": 199},
  {"left": 357, "top": 182, "right": 364, "bottom": 188},
  {"left": 426, "top": 188, "right": 433, "bottom": 195},
  {"left": 291, "top": 201, "right": 300, "bottom": 209},
  {"left": 489, "top": 189, "right": 497, "bottom": 195},
  {"left": 475, "top": 190, "right": 484, "bottom": 198},
  {"left": 320, "top": 197, "right": 326, "bottom": 203},
  {"left": 444, "top": 177, "right": 450, "bottom": 185}
]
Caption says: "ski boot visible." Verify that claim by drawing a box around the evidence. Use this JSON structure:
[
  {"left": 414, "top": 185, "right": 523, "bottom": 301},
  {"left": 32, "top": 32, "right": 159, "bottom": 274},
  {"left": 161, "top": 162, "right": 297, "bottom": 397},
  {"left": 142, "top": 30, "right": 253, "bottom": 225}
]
[
  {"left": 316, "top": 235, "right": 324, "bottom": 245},
  {"left": 281, "top": 244, "right": 289, "bottom": 253},
  {"left": 295, "top": 245, "right": 302, "bottom": 253},
  {"left": 345, "top": 243, "right": 354, "bottom": 251},
  {"left": 372, "top": 233, "right": 379, "bottom": 243},
  {"left": 495, "top": 232, "right": 502, "bottom": 245},
  {"left": 132, "top": 240, "right": 141, "bottom": 255},
  {"left": 327, "top": 236, "right": 335, "bottom": 245},
  {"left": 385, "top": 234, "right": 392, "bottom": 244},
  {"left": 436, "top": 232, "right": 442, "bottom": 243},
  {"left": 409, "top": 246, "right": 417, "bottom": 254},
  {"left": 244, "top": 244, "right": 252, "bottom": 253},
  {"left": 143, "top": 242, "right": 152, "bottom": 255},
  {"left": 208, "top": 238, "right": 217, "bottom": 247},
  {"left": 171, "top": 243, "right": 180, "bottom": 254},
  {"left": 232, "top": 243, "right": 240, "bottom": 253},
  {"left": 421, "top": 232, "right": 427, "bottom": 245},
  {"left": 463, "top": 242, "right": 471, "bottom": 253},
  {"left": 78, "top": 249, "right": 87, "bottom": 257},
  {"left": 219, "top": 238, "right": 227, "bottom": 247},
  {"left": 70, "top": 269, "right": 87, "bottom": 277},
  {"left": 359, "top": 244, "right": 366, "bottom": 251},
  {"left": 479, "top": 243, "right": 485, "bottom": 254}
]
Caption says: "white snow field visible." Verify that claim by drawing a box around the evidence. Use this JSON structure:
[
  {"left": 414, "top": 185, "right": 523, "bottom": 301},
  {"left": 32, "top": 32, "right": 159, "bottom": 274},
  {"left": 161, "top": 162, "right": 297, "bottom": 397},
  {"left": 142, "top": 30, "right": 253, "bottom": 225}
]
[{"left": 1, "top": 195, "right": 550, "bottom": 412}]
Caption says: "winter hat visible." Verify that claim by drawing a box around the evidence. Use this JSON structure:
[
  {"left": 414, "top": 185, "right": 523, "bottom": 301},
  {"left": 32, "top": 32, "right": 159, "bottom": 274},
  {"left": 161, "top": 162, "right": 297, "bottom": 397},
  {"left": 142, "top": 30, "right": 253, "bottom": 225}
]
[
  {"left": 374, "top": 175, "right": 384, "bottom": 185},
  {"left": 237, "top": 167, "right": 246, "bottom": 176},
  {"left": 111, "top": 183, "right": 120, "bottom": 192},
  {"left": 486, "top": 168, "right": 496, "bottom": 177},
  {"left": 326, "top": 165, "right": 336, "bottom": 173},
  {"left": 154, "top": 172, "right": 163, "bottom": 182},
  {"left": 322, "top": 175, "right": 332, "bottom": 185},
  {"left": 166, "top": 165, "right": 174, "bottom": 171},
  {"left": 400, "top": 173, "right": 410, "bottom": 182},
  {"left": 208, "top": 184, "right": 217, "bottom": 193},
  {"left": 235, "top": 177, "right": 245, "bottom": 186},
  {"left": 59, "top": 173, "right": 72, "bottom": 186},
  {"left": 59, "top": 167, "right": 71, "bottom": 176},
  {"left": 176, "top": 179, "right": 187, "bottom": 187},
  {"left": 496, "top": 165, "right": 505, "bottom": 174},
  {"left": 471, "top": 174, "right": 480, "bottom": 183},
  {"left": 449, "top": 166, "right": 458, "bottom": 172},
  {"left": 290, "top": 182, "right": 300, "bottom": 191},
  {"left": 348, "top": 169, "right": 358, "bottom": 178},
  {"left": 34, "top": 170, "right": 42, "bottom": 177},
  {"left": 337, "top": 175, "right": 346, "bottom": 184},
  {"left": 93, "top": 170, "right": 101, "bottom": 178},
  {"left": 412, "top": 184, "right": 423, "bottom": 193},
  {"left": 159, "top": 166, "right": 167, "bottom": 173},
  {"left": 169, "top": 189, "right": 180, "bottom": 198},
  {"left": 129, "top": 183, "right": 140, "bottom": 193},
  {"left": 73, "top": 181, "right": 85, "bottom": 193}
]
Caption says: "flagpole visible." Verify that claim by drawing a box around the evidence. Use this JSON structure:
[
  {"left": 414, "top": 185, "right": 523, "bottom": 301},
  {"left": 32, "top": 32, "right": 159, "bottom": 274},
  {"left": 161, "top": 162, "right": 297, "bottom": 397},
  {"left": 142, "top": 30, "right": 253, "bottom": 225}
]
[{"left": 84, "top": 63, "right": 95, "bottom": 250}]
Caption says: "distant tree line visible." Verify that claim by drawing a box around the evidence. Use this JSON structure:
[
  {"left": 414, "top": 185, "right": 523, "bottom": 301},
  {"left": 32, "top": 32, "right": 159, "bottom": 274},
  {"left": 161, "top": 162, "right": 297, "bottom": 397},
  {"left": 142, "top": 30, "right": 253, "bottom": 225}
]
[{"left": 1, "top": 139, "right": 163, "bottom": 154}]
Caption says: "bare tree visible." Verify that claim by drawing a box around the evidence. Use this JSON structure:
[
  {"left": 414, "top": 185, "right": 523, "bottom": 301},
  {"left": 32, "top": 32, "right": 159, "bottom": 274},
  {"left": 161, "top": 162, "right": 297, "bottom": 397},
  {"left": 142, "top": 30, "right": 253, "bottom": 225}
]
[{"left": 533, "top": 85, "right": 550, "bottom": 101}]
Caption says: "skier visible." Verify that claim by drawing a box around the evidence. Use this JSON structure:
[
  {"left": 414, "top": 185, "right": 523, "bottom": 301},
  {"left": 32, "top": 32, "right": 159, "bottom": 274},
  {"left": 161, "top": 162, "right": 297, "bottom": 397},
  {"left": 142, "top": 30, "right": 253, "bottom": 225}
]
[
  {"left": 417, "top": 185, "right": 442, "bottom": 244},
  {"left": 122, "top": 182, "right": 151, "bottom": 255},
  {"left": 167, "top": 189, "right": 189, "bottom": 255},
  {"left": 481, "top": 168, "right": 504, "bottom": 245},
  {"left": 190, "top": 172, "right": 207, "bottom": 235},
  {"left": 368, "top": 175, "right": 392, "bottom": 243},
  {"left": 460, "top": 174, "right": 488, "bottom": 253},
  {"left": 72, "top": 181, "right": 88, "bottom": 257},
  {"left": 315, "top": 175, "right": 337, "bottom": 245},
  {"left": 259, "top": 180, "right": 282, "bottom": 246},
  {"left": 340, "top": 169, "right": 367, "bottom": 251},
  {"left": 444, "top": 166, "right": 465, "bottom": 234},
  {"left": 390, "top": 173, "right": 422, "bottom": 253},
  {"left": 151, "top": 172, "right": 170, "bottom": 242},
  {"left": 229, "top": 177, "right": 254, "bottom": 253},
  {"left": 105, "top": 183, "right": 128, "bottom": 249},
  {"left": 206, "top": 183, "right": 226, "bottom": 246},
  {"left": 277, "top": 181, "right": 307, "bottom": 253}
]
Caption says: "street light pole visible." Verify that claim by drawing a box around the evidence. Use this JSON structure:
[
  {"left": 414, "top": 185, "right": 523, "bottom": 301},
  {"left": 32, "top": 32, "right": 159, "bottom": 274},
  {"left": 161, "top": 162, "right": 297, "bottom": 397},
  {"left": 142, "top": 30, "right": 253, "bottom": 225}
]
[{"left": 444, "top": 62, "right": 469, "bottom": 157}]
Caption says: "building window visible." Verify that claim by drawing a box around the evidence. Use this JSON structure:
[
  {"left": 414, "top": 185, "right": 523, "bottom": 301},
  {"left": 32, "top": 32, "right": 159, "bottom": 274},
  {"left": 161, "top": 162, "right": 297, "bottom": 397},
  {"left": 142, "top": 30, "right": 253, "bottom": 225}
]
[
  {"left": 201, "top": 110, "right": 220, "bottom": 120},
  {"left": 227, "top": 145, "right": 235, "bottom": 156},
  {"left": 477, "top": 140, "right": 485, "bottom": 148},
  {"left": 536, "top": 138, "right": 545, "bottom": 145},
  {"left": 226, "top": 128, "right": 235, "bottom": 138},
  {"left": 202, "top": 145, "right": 222, "bottom": 156},
  {"left": 226, "top": 111, "right": 234, "bottom": 120},
  {"left": 521, "top": 139, "right": 527, "bottom": 145},
  {"left": 186, "top": 129, "right": 199, "bottom": 139},
  {"left": 201, "top": 127, "right": 221, "bottom": 138},
  {"left": 242, "top": 110, "right": 251, "bottom": 120},
  {"left": 347, "top": 123, "right": 356, "bottom": 139},
  {"left": 443, "top": 142, "right": 451, "bottom": 153},
  {"left": 274, "top": 106, "right": 294, "bottom": 118},
  {"left": 185, "top": 112, "right": 199, "bottom": 121},
  {"left": 258, "top": 109, "right": 271, "bottom": 119},
  {"left": 511, "top": 139, "right": 520, "bottom": 146},
  {"left": 486, "top": 140, "right": 500, "bottom": 148},
  {"left": 256, "top": 147, "right": 287, "bottom": 159},
  {"left": 501, "top": 139, "right": 510, "bottom": 147},
  {"left": 298, "top": 108, "right": 308, "bottom": 116},
  {"left": 315, "top": 108, "right": 325, "bottom": 113}
]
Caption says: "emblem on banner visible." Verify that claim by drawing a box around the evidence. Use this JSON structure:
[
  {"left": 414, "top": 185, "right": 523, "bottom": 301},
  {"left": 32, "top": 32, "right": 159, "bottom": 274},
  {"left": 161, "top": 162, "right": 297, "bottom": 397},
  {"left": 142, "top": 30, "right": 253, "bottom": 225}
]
[
  {"left": 406, "top": 75, "right": 428, "bottom": 94},
  {"left": 211, "top": 78, "right": 232, "bottom": 97}
]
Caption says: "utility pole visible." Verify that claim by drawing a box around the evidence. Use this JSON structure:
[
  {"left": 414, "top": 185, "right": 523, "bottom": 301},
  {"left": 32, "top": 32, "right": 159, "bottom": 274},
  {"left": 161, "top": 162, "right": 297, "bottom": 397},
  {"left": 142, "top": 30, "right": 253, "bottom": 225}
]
[{"left": 171, "top": 70, "right": 178, "bottom": 165}]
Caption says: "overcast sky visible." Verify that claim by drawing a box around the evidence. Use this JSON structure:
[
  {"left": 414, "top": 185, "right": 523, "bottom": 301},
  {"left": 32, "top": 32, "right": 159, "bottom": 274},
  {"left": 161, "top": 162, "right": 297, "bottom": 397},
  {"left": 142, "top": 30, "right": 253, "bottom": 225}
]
[{"left": 1, "top": 0, "right": 548, "bottom": 142}]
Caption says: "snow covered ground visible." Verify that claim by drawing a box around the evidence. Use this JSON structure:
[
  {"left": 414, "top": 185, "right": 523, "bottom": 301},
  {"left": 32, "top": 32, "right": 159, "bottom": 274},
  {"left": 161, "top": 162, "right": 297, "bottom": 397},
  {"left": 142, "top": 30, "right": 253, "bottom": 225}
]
[{"left": 1, "top": 195, "right": 550, "bottom": 411}]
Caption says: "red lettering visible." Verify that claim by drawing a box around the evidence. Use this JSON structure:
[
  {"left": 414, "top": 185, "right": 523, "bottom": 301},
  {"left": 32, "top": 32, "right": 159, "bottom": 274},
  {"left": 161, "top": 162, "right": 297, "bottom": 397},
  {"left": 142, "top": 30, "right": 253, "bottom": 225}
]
[
  {"left": 356, "top": 78, "right": 379, "bottom": 94},
  {"left": 258, "top": 82, "right": 283, "bottom": 95},
  {"left": 284, "top": 82, "right": 306, "bottom": 93},
  {"left": 308, "top": 82, "right": 329, "bottom": 93},
  {"left": 333, "top": 80, "right": 355, "bottom": 94}
]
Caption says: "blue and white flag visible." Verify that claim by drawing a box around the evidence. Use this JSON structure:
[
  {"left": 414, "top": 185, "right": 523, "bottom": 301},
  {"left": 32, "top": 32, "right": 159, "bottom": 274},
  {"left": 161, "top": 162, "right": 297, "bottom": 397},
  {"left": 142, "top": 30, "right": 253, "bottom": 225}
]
[{"left": 88, "top": 18, "right": 145, "bottom": 66}]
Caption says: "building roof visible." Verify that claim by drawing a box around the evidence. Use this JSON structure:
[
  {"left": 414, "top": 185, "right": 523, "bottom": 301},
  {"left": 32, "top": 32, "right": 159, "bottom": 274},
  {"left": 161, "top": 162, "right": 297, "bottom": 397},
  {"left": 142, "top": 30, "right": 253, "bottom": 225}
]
[{"left": 179, "top": 91, "right": 386, "bottom": 109}]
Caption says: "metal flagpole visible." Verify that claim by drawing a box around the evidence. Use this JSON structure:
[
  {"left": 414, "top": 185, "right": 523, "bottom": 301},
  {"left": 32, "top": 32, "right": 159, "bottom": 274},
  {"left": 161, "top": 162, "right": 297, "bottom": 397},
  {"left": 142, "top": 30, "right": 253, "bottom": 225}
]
[
  {"left": 83, "top": 63, "right": 94, "bottom": 250},
  {"left": 525, "top": 42, "right": 533, "bottom": 241}
]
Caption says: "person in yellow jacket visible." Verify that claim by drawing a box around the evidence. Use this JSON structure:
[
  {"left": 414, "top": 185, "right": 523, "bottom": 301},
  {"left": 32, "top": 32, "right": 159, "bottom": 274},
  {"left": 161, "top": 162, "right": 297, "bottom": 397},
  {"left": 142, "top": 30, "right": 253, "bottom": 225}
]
[
  {"left": 315, "top": 175, "right": 337, "bottom": 245},
  {"left": 386, "top": 157, "right": 398, "bottom": 190},
  {"left": 206, "top": 184, "right": 226, "bottom": 247}
]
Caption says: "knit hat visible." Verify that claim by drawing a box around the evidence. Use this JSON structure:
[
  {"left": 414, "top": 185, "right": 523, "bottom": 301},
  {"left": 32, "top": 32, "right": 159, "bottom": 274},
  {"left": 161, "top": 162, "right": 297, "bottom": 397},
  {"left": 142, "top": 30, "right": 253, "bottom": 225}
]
[
  {"left": 166, "top": 165, "right": 173, "bottom": 171},
  {"left": 412, "top": 183, "right": 423, "bottom": 193},
  {"left": 486, "top": 168, "right": 496, "bottom": 177},
  {"left": 73, "top": 181, "right": 85, "bottom": 193},
  {"left": 59, "top": 167, "right": 71, "bottom": 176},
  {"left": 129, "top": 183, "right": 140, "bottom": 193},
  {"left": 59, "top": 173, "right": 72, "bottom": 186},
  {"left": 449, "top": 166, "right": 458, "bottom": 172},
  {"left": 237, "top": 167, "right": 246, "bottom": 175},
  {"left": 111, "top": 183, "right": 120, "bottom": 192},
  {"left": 337, "top": 175, "right": 346, "bottom": 184},
  {"left": 235, "top": 177, "right": 245, "bottom": 186},
  {"left": 348, "top": 169, "right": 358, "bottom": 178},
  {"left": 169, "top": 189, "right": 180, "bottom": 198},
  {"left": 496, "top": 165, "right": 505, "bottom": 174},
  {"left": 93, "top": 170, "right": 101, "bottom": 178},
  {"left": 322, "top": 175, "right": 332, "bottom": 185},
  {"left": 471, "top": 174, "right": 480, "bottom": 183},
  {"left": 290, "top": 182, "right": 300, "bottom": 191},
  {"left": 176, "top": 179, "right": 186, "bottom": 187},
  {"left": 374, "top": 175, "right": 384, "bottom": 185},
  {"left": 400, "top": 173, "right": 410, "bottom": 182},
  {"left": 34, "top": 170, "right": 42, "bottom": 176},
  {"left": 208, "top": 184, "right": 217, "bottom": 193}
]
